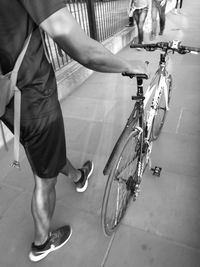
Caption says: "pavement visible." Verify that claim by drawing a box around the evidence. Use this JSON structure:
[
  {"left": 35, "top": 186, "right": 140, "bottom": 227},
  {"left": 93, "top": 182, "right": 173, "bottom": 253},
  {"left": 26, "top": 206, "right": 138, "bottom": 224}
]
[{"left": 0, "top": 0, "right": 200, "bottom": 266}]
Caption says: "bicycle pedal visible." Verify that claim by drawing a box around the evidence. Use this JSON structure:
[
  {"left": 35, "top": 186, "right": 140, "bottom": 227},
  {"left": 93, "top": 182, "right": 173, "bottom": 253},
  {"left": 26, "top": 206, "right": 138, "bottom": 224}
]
[{"left": 151, "top": 166, "right": 162, "bottom": 177}]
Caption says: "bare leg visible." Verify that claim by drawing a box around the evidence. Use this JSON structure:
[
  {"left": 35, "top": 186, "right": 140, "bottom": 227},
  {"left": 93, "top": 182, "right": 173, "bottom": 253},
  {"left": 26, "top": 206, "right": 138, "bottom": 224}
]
[
  {"left": 151, "top": 1, "right": 158, "bottom": 37},
  {"left": 137, "top": 8, "right": 148, "bottom": 44},
  {"left": 60, "top": 158, "right": 81, "bottom": 183},
  {"left": 31, "top": 175, "right": 57, "bottom": 245},
  {"left": 158, "top": 2, "right": 167, "bottom": 34}
]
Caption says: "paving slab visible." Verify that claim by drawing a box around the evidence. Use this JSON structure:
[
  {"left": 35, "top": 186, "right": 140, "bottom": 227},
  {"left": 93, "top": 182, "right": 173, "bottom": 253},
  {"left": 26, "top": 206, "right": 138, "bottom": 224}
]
[{"left": 105, "top": 225, "right": 200, "bottom": 267}]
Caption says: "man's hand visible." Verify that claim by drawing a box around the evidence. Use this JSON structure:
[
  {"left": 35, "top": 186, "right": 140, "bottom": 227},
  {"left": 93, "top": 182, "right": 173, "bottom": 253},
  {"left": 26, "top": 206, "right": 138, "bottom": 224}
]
[{"left": 126, "top": 60, "right": 149, "bottom": 78}]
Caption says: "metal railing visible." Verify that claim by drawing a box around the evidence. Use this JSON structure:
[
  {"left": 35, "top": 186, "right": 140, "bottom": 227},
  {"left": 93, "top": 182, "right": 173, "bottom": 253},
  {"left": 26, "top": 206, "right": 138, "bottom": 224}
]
[{"left": 45, "top": 0, "right": 129, "bottom": 71}]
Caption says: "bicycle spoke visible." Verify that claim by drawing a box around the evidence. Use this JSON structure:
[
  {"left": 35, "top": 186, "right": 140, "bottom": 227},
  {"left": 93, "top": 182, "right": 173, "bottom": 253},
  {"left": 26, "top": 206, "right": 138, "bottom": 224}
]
[{"left": 102, "top": 130, "right": 141, "bottom": 236}]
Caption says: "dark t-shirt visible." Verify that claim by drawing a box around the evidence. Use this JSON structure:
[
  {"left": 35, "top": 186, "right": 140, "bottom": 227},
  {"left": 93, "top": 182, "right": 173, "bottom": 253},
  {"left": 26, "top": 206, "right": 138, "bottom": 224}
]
[{"left": 0, "top": 0, "right": 66, "bottom": 118}]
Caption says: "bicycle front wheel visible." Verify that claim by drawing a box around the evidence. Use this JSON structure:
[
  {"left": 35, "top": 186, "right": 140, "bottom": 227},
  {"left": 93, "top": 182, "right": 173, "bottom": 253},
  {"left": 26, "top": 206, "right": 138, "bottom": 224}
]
[
  {"left": 152, "top": 74, "right": 172, "bottom": 140},
  {"left": 101, "top": 129, "right": 142, "bottom": 236}
]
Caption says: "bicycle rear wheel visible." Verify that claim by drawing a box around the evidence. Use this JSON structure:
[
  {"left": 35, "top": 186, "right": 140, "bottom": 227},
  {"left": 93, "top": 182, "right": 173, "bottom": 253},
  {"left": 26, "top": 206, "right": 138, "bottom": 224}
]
[
  {"left": 152, "top": 74, "right": 172, "bottom": 140},
  {"left": 101, "top": 129, "right": 142, "bottom": 236}
]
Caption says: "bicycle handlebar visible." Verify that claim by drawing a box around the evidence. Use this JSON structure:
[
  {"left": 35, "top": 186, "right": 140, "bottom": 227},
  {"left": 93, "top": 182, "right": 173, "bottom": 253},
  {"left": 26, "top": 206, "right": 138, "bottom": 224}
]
[{"left": 130, "top": 40, "right": 200, "bottom": 54}]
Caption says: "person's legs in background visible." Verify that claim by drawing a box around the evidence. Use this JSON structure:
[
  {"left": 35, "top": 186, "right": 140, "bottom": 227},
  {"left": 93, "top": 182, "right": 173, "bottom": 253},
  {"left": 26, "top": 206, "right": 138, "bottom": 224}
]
[
  {"left": 134, "top": 7, "right": 148, "bottom": 45},
  {"left": 151, "top": 0, "right": 158, "bottom": 40},
  {"left": 174, "top": 0, "right": 179, "bottom": 13},
  {"left": 157, "top": 1, "right": 167, "bottom": 35},
  {"left": 127, "top": 6, "right": 135, "bottom": 27},
  {"left": 174, "top": 0, "right": 183, "bottom": 14}
]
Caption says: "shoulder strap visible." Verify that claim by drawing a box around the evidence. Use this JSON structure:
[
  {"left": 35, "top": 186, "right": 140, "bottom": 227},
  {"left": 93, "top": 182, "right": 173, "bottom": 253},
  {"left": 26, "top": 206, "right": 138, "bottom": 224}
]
[
  {"left": 10, "top": 33, "right": 32, "bottom": 86},
  {"left": 40, "top": 29, "right": 51, "bottom": 63},
  {"left": 11, "top": 33, "right": 32, "bottom": 169}
]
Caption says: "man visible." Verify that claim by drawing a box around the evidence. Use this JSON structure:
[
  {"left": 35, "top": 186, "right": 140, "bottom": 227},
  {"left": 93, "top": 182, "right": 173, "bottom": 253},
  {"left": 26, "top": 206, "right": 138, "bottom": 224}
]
[
  {"left": 128, "top": 0, "right": 151, "bottom": 46},
  {"left": 151, "top": 0, "right": 168, "bottom": 39},
  {"left": 0, "top": 0, "right": 148, "bottom": 262}
]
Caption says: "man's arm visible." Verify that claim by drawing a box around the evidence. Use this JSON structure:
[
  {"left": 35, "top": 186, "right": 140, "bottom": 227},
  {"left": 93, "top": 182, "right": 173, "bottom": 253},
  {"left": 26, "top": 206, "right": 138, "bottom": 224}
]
[{"left": 40, "top": 7, "right": 147, "bottom": 75}]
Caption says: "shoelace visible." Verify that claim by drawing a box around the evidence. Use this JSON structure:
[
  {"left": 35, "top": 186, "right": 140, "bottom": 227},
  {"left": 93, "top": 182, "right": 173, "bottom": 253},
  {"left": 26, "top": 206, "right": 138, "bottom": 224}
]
[{"left": 50, "top": 229, "right": 63, "bottom": 244}]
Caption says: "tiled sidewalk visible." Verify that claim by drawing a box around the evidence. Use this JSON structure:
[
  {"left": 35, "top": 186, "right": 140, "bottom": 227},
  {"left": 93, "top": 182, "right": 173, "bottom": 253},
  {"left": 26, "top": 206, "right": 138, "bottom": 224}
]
[{"left": 0, "top": 0, "right": 200, "bottom": 266}]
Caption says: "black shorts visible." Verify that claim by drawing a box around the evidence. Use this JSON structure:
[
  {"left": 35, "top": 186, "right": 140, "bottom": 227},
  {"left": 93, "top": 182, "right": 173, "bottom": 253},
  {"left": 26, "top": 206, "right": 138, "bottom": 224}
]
[{"left": 1, "top": 104, "right": 67, "bottom": 178}]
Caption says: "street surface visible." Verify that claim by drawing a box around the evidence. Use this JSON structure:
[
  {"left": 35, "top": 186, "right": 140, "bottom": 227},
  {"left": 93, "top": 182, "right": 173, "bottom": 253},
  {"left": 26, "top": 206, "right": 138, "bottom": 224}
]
[{"left": 0, "top": 0, "right": 199, "bottom": 266}]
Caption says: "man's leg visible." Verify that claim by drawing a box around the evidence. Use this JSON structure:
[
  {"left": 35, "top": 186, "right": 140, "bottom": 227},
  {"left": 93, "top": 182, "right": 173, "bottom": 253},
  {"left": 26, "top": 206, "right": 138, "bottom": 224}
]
[
  {"left": 29, "top": 174, "right": 72, "bottom": 262},
  {"left": 61, "top": 158, "right": 94, "bottom": 193},
  {"left": 60, "top": 158, "right": 81, "bottom": 182},
  {"left": 31, "top": 175, "right": 57, "bottom": 245}
]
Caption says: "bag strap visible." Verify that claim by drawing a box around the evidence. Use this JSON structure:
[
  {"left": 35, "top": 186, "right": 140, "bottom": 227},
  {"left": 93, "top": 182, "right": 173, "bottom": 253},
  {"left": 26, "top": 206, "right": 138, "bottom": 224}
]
[
  {"left": 10, "top": 33, "right": 32, "bottom": 168},
  {"left": 40, "top": 29, "right": 51, "bottom": 63}
]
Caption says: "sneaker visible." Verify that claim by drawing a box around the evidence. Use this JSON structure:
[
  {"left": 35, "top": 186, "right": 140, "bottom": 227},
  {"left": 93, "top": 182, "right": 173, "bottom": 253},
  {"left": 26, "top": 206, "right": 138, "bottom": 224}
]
[
  {"left": 75, "top": 161, "right": 94, "bottom": 193},
  {"left": 29, "top": 225, "right": 72, "bottom": 262},
  {"left": 173, "top": 9, "right": 178, "bottom": 14},
  {"left": 126, "top": 23, "right": 134, "bottom": 27}
]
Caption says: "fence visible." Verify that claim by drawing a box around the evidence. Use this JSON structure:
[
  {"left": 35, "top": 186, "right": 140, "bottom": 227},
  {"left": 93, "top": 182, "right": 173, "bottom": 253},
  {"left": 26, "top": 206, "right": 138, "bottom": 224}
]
[{"left": 45, "top": 0, "right": 129, "bottom": 71}]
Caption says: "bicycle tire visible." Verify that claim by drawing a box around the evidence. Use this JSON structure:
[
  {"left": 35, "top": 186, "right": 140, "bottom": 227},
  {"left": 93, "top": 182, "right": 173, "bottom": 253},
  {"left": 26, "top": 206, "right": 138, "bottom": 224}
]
[
  {"left": 101, "top": 129, "right": 142, "bottom": 236},
  {"left": 151, "top": 74, "right": 172, "bottom": 140}
]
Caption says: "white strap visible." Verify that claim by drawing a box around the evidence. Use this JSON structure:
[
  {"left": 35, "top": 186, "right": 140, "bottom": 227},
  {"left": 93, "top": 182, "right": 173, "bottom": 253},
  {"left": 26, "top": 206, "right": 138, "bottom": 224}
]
[
  {"left": 40, "top": 29, "right": 51, "bottom": 63},
  {"left": 11, "top": 86, "right": 21, "bottom": 168},
  {"left": 10, "top": 33, "right": 32, "bottom": 168},
  {"left": 10, "top": 33, "right": 32, "bottom": 85}
]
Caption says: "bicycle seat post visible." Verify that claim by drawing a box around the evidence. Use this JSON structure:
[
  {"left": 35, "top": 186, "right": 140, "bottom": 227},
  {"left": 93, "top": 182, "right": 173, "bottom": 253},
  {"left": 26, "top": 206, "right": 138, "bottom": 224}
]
[
  {"left": 160, "top": 52, "right": 167, "bottom": 65},
  {"left": 136, "top": 77, "right": 144, "bottom": 97}
]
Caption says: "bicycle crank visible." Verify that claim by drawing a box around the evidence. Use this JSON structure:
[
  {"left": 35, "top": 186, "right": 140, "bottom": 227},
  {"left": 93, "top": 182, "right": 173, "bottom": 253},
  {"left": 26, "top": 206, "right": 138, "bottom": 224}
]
[{"left": 126, "top": 176, "right": 141, "bottom": 200}]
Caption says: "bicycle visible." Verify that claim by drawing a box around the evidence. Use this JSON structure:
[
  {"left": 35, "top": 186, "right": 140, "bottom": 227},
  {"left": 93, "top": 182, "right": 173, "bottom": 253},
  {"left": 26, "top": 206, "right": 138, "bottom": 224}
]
[{"left": 101, "top": 40, "right": 200, "bottom": 236}]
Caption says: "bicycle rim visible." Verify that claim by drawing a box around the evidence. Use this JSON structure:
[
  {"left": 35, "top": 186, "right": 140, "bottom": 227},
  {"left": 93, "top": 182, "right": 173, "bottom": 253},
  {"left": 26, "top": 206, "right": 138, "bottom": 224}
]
[
  {"left": 101, "top": 129, "right": 141, "bottom": 236},
  {"left": 152, "top": 75, "right": 172, "bottom": 140}
]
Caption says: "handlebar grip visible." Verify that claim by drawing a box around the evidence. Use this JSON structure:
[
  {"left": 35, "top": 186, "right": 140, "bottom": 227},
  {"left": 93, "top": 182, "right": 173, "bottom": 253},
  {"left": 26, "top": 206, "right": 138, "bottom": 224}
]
[
  {"left": 130, "top": 43, "right": 157, "bottom": 51},
  {"left": 181, "top": 45, "right": 200, "bottom": 53},
  {"left": 130, "top": 43, "right": 144, "bottom": 49}
]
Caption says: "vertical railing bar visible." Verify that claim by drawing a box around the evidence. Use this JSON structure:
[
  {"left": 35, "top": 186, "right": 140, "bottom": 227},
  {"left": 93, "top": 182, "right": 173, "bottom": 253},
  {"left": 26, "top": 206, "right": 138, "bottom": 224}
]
[
  {"left": 96, "top": 1, "right": 103, "bottom": 41},
  {"left": 45, "top": 0, "right": 130, "bottom": 71}
]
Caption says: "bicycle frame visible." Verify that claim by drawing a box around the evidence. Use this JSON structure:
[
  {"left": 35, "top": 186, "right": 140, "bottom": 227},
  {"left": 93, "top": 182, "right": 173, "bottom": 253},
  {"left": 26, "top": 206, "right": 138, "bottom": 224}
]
[
  {"left": 144, "top": 53, "right": 170, "bottom": 140},
  {"left": 103, "top": 51, "right": 170, "bottom": 176},
  {"left": 101, "top": 40, "right": 200, "bottom": 237}
]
